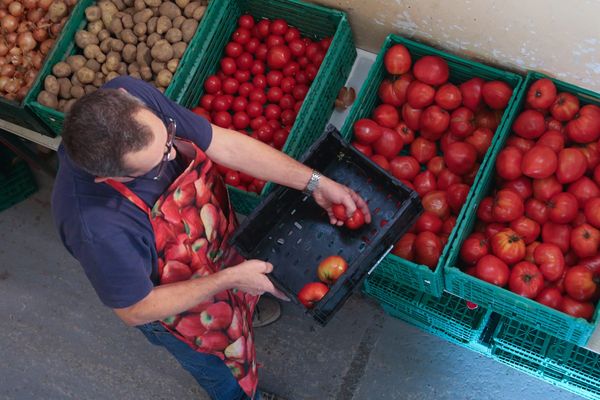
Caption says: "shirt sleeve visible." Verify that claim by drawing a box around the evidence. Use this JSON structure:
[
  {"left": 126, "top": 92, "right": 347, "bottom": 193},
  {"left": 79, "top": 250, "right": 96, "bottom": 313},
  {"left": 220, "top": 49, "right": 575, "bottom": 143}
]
[
  {"left": 74, "top": 232, "right": 154, "bottom": 309},
  {"left": 102, "top": 76, "right": 213, "bottom": 151}
]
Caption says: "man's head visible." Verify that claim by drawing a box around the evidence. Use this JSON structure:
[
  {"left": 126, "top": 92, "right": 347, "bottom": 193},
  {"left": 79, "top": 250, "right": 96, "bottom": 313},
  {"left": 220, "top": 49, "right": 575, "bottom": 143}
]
[{"left": 62, "top": 89, "right": 174, "bottom": 180}]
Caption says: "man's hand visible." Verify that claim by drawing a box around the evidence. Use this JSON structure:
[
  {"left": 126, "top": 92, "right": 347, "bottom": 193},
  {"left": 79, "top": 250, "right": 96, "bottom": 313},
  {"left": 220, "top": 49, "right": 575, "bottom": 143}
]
[
  {"left": 227, "top": 260, "right": 290, "bottom": 301},
  {"left": 312, "top": 177, "right": 372, "bottom": 226}
]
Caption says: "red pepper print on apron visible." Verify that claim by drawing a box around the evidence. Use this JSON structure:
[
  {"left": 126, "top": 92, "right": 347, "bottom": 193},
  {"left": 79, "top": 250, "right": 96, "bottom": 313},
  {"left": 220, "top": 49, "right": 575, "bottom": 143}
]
[{"left": 106, "top": 139, "right": 259, "bottom": 398}]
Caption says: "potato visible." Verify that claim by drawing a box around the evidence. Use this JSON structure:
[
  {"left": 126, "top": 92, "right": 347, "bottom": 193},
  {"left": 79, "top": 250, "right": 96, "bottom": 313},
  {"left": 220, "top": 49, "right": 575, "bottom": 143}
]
[
  {"left": 130, "top": 22, "right": 146, "bottom": 37},
  {"left": 136, "top": 43, "right": 151, "bottom": 65},
  {"left": 120, "top": 29, "right": 138, "bottom": 45},
  {"left": 113, "top": 0, "right": 126, "bottom": 11},
  {"left": 156, "top": 86, "right": 165, "bottom": 93},
  {"left": 101, "top": 63, "right": 110, "bottom": 75},
  {"left": 146, "top": 33, "right": 161, "bottom": 48},
  {"left": 52, "top": 62, "right": 72, "bottom": 78},
  {"left": 85, "top": 5, "right": 102, "bottom": 22},
  {"left": 172, "top": 41, "right": 186, "bottom": 59},
  {"left": 138, "top": 34, "right": 147, "bottom": 42},
  {"left": 181, "top": 19, "right": 197, "bottom": 43},
  {"left": 106, "top": 52, "right": 121, "bottom": 72},
  {"left": 156, "top": 70, "right": 172, "bottom": 87},
  {"left": 166, "top": 58, "right": 179, "bottom": 74},
  {"left": 63, "top": 99, "right": 77, "bottom": 113},
  {"left": 86, "top": 20, "right": 103, "bottom": 36},
  {"left": 75, "top": 31, "right": 99, "bottom": 49},
  {"left": 49, "top": 1, "right": 68, "bottom": 23},
  {"left": 66, "top": 55, "right": 87, "bottom": 72},
  {"left": 58, "top": 99, "right": 66, "bottom": 110},
  {"left": 127, "top": 62, "right": 140, "bottom": 73},
  {"left": 144, "top": 0, "right": 161, "bottom": 8},
  {"left": 134, "top": 0, "right": 145, "bottom": 11},
  {"left": 77, "top": 67, "right": 96, "bottom": 85},
  {"left": 171, "top": 15, "right": 184, "bottom": 30},
  {"left": 159, "top": 2, "right": 181, "bottom": 19},
  {"left": 109, "top": 17, "right": 123, "bottom": 35},
  {"left": 165, "top": 28, "right": 182, "bottom": 44},
  {"left": 183, "top": 2, "right": 201, "bottom": 18},
  {"left": 139, "top": 65, "right": 152, "bottom": 81},
  {"left": 84, "top": 44, "right": 102, "bottom": 60},
  {"left": 70, "top": 74, "right": 81, "bottom": 87},
  {"left": 44, "top": 75, "right": 60, "bottom": 96},
  {"left": 58, "top": 77, "right": 72, "bottom": 99},
  {"left": 100, "top": 38, "right": 112, "bottom": 54},
  {"left": 117, "top": 62, "right": 127, "bottom": 75},
  {"left": 85, "top": 58, "right": 101, "bottom": 72},
  {"left": 129, "top": 71, "right": 142, "bottom": 79},
  {"left": 121, "top": 13, "right": 134, "bottom": 29},
  {"left": 133, "top": 8, "right": 152, "bottom": 24},
  {"left": 99, "top": 0, "right": 119, "bottom": 27},
  {"left": 151, "top": 40, "right": 173, "bottom": 62},
  {"left": 106, "top": 71, "right": 120, "bottom": 82},
  {"left": 156, "top": 16, "right": 172, "bottom": 35},
  {"left": 123, "top": 0, "right": 134, "bottom": 7},
  {"left": 70, "top": 85, "right": 85, "bottom": 99},
  {"left": 98, "top": 29, "right": 111, "bottom": 42},
  {"left": 192, "top": 5, "right": 206, "bottom": 21},
  {"left": 93, "top": 72, "right": 105, "bottom": 87},
  {"left": 151, "top": 60, "right": 165, "bottom": 74},
  {"left": 110, "top": 38, "right": 125, "bottom": 52},
  {"left": 37, "top": 91, "right": 58, "bottom": 109},
  {"left": 147, "top": 16, "right": 158, "bottom": 34},
  {"left": 84, "top": 85, "right": 97, "bottom": 95},
  {"left": 175, "top": 0, "right": 190, "bottom": 9},
  {"left": 122, "top": 43, "right": 137, "bottom": 63}
]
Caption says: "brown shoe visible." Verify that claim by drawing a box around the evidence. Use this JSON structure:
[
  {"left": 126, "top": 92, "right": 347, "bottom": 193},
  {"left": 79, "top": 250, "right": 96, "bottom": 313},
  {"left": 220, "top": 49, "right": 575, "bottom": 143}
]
[{"left": 252, "top": 297, "right": 281, "bottom": 328}]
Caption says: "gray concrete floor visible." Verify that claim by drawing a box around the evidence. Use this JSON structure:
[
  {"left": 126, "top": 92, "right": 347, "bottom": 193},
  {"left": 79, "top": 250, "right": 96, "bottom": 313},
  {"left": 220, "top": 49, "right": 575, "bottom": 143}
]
[{"left": 0, "top": 173, "right": 587, "bottom": 400}]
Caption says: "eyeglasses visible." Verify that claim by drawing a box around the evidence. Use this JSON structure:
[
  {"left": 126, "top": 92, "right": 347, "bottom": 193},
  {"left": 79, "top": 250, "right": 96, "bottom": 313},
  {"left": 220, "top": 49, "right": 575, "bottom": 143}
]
[{"left": 123, "top": 114, "right": 177, "bottom": 181}]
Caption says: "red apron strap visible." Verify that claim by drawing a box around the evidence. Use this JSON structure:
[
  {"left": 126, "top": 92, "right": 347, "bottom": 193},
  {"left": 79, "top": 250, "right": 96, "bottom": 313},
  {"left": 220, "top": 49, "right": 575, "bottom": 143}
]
[{"left": 105, "top": 179, "right": 152, "bottom": 215}]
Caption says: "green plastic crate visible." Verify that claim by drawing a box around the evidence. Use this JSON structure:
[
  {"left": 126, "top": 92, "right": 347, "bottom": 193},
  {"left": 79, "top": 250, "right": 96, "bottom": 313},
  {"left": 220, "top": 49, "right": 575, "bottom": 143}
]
[
  {"left": 364, "top": 271, "right": 491, "bottom": 350},
  {"left": 444, "top": 71, "right": 600, "bottom": 346},
  {"left": 0, "top": 146, "right": 37, "bottom": 212},
  {"left": 176, "top": 0, "right": 356, "bottom": 215},
  {"left": 25, "top": 0, "right": 225, "bottom": 136},
  {"left": 491, "top": 317, "right": 600, "bottom": 400},
  {"left": 341, "top": 34, "right": 523, "bottom": 297}
]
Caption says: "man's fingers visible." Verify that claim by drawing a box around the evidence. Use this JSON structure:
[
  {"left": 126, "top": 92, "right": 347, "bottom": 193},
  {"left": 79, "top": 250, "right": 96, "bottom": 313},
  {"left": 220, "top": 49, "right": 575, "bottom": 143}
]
[
  {"left": 261, "top": 261, "right": 273, "bottom": 274},
  {"left": 351, "top": 191, "right": 372, "bottom": 223},
  {"left": 270, "top": 287, "right": 290, "bottom": 301}
]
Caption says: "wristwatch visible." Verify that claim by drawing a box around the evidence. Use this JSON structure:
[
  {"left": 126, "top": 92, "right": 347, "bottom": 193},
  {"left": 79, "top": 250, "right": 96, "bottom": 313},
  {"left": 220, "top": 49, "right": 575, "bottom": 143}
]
[{"left": 303, "top": 170, "right": 321, "bottom": 196}]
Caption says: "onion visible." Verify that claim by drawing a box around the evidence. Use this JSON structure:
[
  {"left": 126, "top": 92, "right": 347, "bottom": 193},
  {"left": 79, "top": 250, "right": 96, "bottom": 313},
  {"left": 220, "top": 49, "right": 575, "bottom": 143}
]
[
  {"left": 0, "top": 75, "right": 8, "bottom": 91},
  {"left": 0, "top": 40, "right": 7, "bottom": 56},
  {"left": 5, "top": 32, "right": 16, "bottom": 45},
  {"left": 39, "top": 38, "right": 53, "bottom": 54},
  {"left": 28, "top": 51, "right": 42, "bottom": 69},
  {"left": 18, "top": 32, "right": 36, "bottom": 52},
  {"left": 8, "top": 1, "right": 23, "bottom": 17},
  {"left": 17, "top": 20, "right": 33, "bottom": 33},
  {"left": 26, "top": 8, "right": 43, "bottom": 23},
  {"left": 16, "top": 84, "right": 29, "bottom": 100},
  {"left": 1, "top": 63, "right": 15, "bottom": 77},
  {"left": 0, "top": 10, "right": 7, "bottom": 18},
  {"left": 23, "top": 0, "right": 38, "bottom": 10},
  {"left": 0, "top": 0, "right": 12, "bottom": 8},
  {"left": 4, "top": 77, "right": 20, "bottom": 94},
  {"left": 38, "top": 0, "right": 52, "bottom": 10},
  {"left": 32, "top": 27, "right": 47, "bottom": 42},
  {"left": 1, "top": 14, "right": 18, "bottom": 32},
  {"left": 0, "top": 56, "right": 6, "bottom": 66},
  {"left": 24, "top": 68, "right": 37, "bottom": 84},
  {"left": 50, "top": 22, "right": 62, "bottom": 37}
]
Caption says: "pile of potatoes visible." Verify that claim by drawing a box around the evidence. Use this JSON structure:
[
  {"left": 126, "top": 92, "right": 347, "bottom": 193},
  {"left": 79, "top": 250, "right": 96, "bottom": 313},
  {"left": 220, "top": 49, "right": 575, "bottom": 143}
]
[{"left": 37, "top": 0, "right": 207, "bottom": 112}]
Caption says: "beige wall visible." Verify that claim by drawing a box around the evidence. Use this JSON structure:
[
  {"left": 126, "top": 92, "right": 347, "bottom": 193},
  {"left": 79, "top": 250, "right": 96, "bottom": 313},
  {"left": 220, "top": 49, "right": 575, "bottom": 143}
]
[{"left": 308, "top": 0, "right": 600, "bottom": 92}]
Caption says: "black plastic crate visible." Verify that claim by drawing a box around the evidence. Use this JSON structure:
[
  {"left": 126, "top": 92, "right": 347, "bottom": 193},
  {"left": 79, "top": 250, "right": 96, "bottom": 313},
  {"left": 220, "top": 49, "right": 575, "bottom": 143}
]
[{"left": 230, "top": 126, "right": 422, "bottom": 325}]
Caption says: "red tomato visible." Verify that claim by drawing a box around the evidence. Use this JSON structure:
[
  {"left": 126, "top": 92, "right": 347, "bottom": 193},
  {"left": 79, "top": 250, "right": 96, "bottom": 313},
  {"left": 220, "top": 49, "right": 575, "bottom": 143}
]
[
  {"left": 532, "top": 176, "right": 562, "bottom": 202},
  {"left": 492, "top": 189, "right": 525, "bottom": 223},
  {"left": 440, "top": 131, "right": 461, "bottom": 154},
  {"left": 521, "top": 145, "right": 558, "bottom": 179},
  {"left": 232, "top": 111, "right": 250, "bottom": 130},
  {"left": 427, "top": 156, "right": 446, "bottom": 176},
  {"left": 490, "top": 228, "right": 526, "bottom": 265},
  {"left": 392, "top": 75, "right": 413, "bottom": 105},
  {"left": 566, "top": 104, "right": 600, "bottom": 144},
  {"left": 406, "top": 81, "right": 435, "bottom": 109},
  {"left": 564, "top": 265, "right": 598, "bottom": 302},
  {"left": 475, "top": 108, "right": 502, "bottom": 131},
  {"left": 435, "top": 83, "right": 462, "bottom": 110},
  {"left": 384, "top": 44, "right": 412, "bottom": 75},
  {"left": 415, "top": 211, "right": 443, "bottom": 234},
  {"left": 353, "top": 119, "right": 382, "bottom": 145},
  {"left": 414, "top": 231, "right": 443, "bottom": 269},
  {"left": 269, "top": 19, "right": 288, "bottom": 35},
  {"left": 401, "top": 103, "right": 423, "bottom": 131},
  {"left": 509, "top": 261, "right": 544, "bottom": 298},
  {"left": 413, "top": 170, "right": 437, "bottom": 197},
  {"left": 345, "top": 209, "right": 366, "bottom": 230},
  {"left": 422, "top": 190, "right": 450, "bottom": 220},
  {"left": 547, "top": 192, "right": 578, "bottom": 224},
  {"left": 410, "top": 137, "right": 437, "bottom": 164},
  {"left": 485, "top": 223, "right": 507, "bottom": 240},
  {"left": 264, "top": 104, "right": 281, "bottom": 121},
  {"left": 245, "top": 37, "right": 261, "bottom": 54},
  {"left": 495, "top": 146, "right": 523, "bottom": 181},
  {"left": 459, "top": 77, "right": 484, "bottom": 111},
  {"left": 584, "top": 197, "right": 600, "bottom": 229},
  {"left": 213, "top": 111, "right": 232, "bottom": 127},
  {"left": 378, "top": 79, "right": 403, "bottom": 106},
  {"left": 536, "top": 287, "right": 563, "bottom": 310},
  {"left": 534, "top": 243, "right": 565, "bottom": 282},
  {"left": 392, "top": 233, "right": 416, "bottom": 260},
  {"left": 443, "top": 216, "right": 456, "bottom": 235},
  {"left": 390, "top": 156, "right": 420, "bottom": 181},
  {"left": 436, "top": 169, "right": 462, "bottom": 190},
  {"left": 477, "top": 197, "right": 495, "bottom": 223},
  {"left": 373, "top": 104, "right": 400, "bottom": 128},
  {"left": 465, "top": 128, "right": 493, "bottom": 159},
  {"left": 413, "top": 55, "right": 449, "bottom": 86},
  {"left": 501, "top": 176, "right": 533, "bottom": 200},
  {"left": 556, "top": 148, "right": 587, "bottom": 184},
  {"left": 204, "top": 75, "right": 222, "bottom": 94},
  {"left": 537, "top": 130, "right": 565, "bottom": 153},
  {"left": 525, "top": 198, "right": 549, "bottom": 225},
  {"left": 560, "top": 296, "right": 595, "bottom": 320},
  {"left": 447, "top": 183, "right": 470, "bottom": 214},
  {"left": 550, "top": 92, "right": 580, "bottom": 122},
  {"left": 266, "top": 45, "right": 292, "bottom": 69},
  {"left": 297, "top": 282, "right": 329, "bottom": 308},
  {"left": 238, "top": 14, "right": 255, "bottom": 29},
  {"left": 506, "top": 136, "right": 535, "bottom": 153},
  {"left": 460, "top": 233, "right": 489, "bottom": 265},
  {"left": 220, "top": 57, "right": 237, "bottom": 75},
  {"left": 444, "top": 142, "right": 477, "bottom": 176},
  {"left": 420, "top": 105, "right": 450, "bottom": 140},
  {"left": 512, "top": 110, "right": 546, "bottom": 139},
  {"left": 449, "top": 107, "right": 476, "bottom": 138},
  {"left": 526, "top": 78, "right": 557, "bottom": 110},
  {"left": 225, "top": 170, "right": 240, "bottom": 186},
  {"left": 509, "top": 217, "right": 540, "bottom": 244},
  {"left": 288, "top": 38, "right": 306, "bottom": 57},
  {"left": 476, "top": 255, "right": 510, "bottom": 287},
  {"left": 595, "top": 165, "right": 600, "bottom": 187},
  {"left": 372, "top": 128, "right": 403, "bottom": 160},
  {"left": 371, "top": 154, "right": 390, "bottom": 171},
  {"left": 482, "top": 80, "right": 512, "bottom": 110},
  {"left": 542, "top": 222, "right": 572, "bottom": 254},
  {"left": 570, "top": 224, "right": 600, "bottom": 259},
  {"left": 524, "top": 241, "right": 540, "bottom": 263}
]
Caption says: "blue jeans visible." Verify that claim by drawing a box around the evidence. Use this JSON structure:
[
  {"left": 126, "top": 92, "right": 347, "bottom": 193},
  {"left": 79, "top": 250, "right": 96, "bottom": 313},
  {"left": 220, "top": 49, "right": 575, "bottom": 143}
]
[{"left": 138, "top": 321, "right": 257, "bottom": 400}]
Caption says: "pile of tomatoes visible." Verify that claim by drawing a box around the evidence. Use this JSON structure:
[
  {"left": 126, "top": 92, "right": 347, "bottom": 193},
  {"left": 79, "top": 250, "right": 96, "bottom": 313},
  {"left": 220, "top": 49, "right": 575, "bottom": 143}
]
[
  {"left": 191, "top": 14, "right": 331, "bottom": 194},
  {"left": 459, "top": 78, "right": 600, "bottom": 320},
  {"left": 352, "top": 43, "right": 514, "bottom": 270}
]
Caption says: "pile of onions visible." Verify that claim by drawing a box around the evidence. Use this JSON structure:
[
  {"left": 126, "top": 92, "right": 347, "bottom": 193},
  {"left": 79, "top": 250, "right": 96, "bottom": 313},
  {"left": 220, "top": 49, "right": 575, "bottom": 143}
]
[{"left": 0, "top": 0, "right": 74, "bottom": 101}]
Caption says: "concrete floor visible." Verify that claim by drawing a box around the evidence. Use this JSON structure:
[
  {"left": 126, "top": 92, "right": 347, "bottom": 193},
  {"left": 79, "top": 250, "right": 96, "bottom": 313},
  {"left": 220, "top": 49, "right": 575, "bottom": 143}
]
[{"left": 0, "top": 171, "right": 591, "bottom": 400}]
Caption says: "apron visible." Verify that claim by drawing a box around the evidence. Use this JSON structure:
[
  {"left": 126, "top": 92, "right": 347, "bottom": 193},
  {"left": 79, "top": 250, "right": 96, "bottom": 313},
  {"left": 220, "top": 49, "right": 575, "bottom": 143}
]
[{"left": 106, "top": 139, "right": 259, "bottom": 398}]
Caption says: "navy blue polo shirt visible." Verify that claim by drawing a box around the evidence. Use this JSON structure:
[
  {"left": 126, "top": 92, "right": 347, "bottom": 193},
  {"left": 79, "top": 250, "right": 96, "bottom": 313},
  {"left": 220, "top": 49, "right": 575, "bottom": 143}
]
[{"left": 52, "top": 76, "right": 213, "bottom": 308}]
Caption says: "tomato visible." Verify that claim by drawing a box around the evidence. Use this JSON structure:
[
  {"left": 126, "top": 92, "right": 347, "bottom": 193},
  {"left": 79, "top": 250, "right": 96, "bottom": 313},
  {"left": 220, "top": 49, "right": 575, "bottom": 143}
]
[
  {"left": 570, "top": 223, "right": 600, "bottom": 259},
  {"left": 534, "top": 243, "right": 565, "bottom": 281},
  {"left": 371, "top": 155, "right": 390, "bottom": 171},
  {"left": 204, "top": 75, "right": 222, "bottom": 94},
  {"left": 415, "top": 211, "right": 443, "bottom": 234},
  {"left": 477, "top": 197, "right": 495, "bottom": 223},
  {"left": 564, "top": 265, "right": 598, "bottom": 302},
  {"left": 506, "top": 136, "right": 535, "bottom": 153},
  {"left": 384, "top": 44, "right": 412, "bottom": 75},
  {"left": 526, "top": 78, "right": 557, "bottom": 110},
  {"left": 547, "top": 192, "right": 578, "bottom": 224},
  {"left": 414, "top": 231, "right": 443, "bottom": 269},
  {"left": 426, "top": 156, "right": 445, "bottom": 176},
  {"left": 266, "top": 45, "right": 291, "bottom": 69},
  {"left": 536, "top": 287, "right": 563, "bottom": 309},
  {"left": 475, "top": 108, "right": 502, "bottom": 131},
  {"left": 401, "top": 103, "right": 423, "bottom": 131},
  {"left": 509, "top": 261, "right": 544, "bottom": 298},
  {"left": 420, "top": 105, "right": 450, "bottom": 139},
  {"left": 413, "top": 170, "right": 437, "bottom": 197},
  {"left": 345, "top": 209, "right": 366, "bottom": 230},
  {"left": 406, "top": 81, "right": 435, "bottom": 109},
  {"left": 422, "top": 190, "right": 450, "bottom": 220},
  {"left": 297, "top": 282, "right": 329, "bottom": 308},
  {"left": 496, "top": 146, "right": 523, "bottom": 181},
  {"left": 413, "top": 55, "right": 449, "bottom": 86},
  {"left": 373, "top": 104, "right": 400, "bottom": 128},
  {"left": 449, "top": 107, "right": 476, "bottom": 138},
  {"left": 410, "top": 137, "right": 437, "bottom": 164},
  {"left": 476, "top": 255, "right": 510, "bottom": 286},
  {"left": 501, "top": 176, "right": 533, "bottom": 200},
  {"left": 390, "top": 156, "right": 420, "bottom": 181},
  {"left": 584, "top": 197, "right": 600, "bottom": 229},
  {"left": 580, "top": 255, "right": 600, "bottom": 274},
  {"left": 542, "top": 222, "right": 572, "bottom": 254},
  {"left": 459, "top": 77, "right": 484, "bottom": 111},
  {"left": 509, "top": 216, "right": 540, "bottom": 244},
  {"left": 521, "top": 145, "right": 558, "bottom": 179},
  {"left": 436, "top": 169, "right": 462, "bottom": 190},
  {"left": 256, "top": 124, "right": 274, "bottom": 142},
  {"left": 444, "top": 142, "right": 477, "bottom": 176},
  {"left": 465, "top": 128, "right": 493, "bottom": 159},
  {"left": 392, "top": 233, "right": 417, "bottom": 260},
  {"left": 232, "top": 111, "right": 250, "bottom": 130},
  {"left": 532, "top": 176, "right": 562, "bottom": 202},
  {"left": 566, "top": 104, "right": 600, "bottom": 144},
  {"left": 513, "top": 110, "right": 546, "bottom": 139},
  {"left": 395, "top": 122, "right": 415, "bottom": 145},
  {"left": 536, "top": 130, "right": 564, "bottom": 154},
  {"left": 524, "top": 241, "right": 540, "bottom": 263},
  {"left": 569, "top": 178, "right": 600, "bottom": 210},
  {"left": 492, "top": 189, "right": 524, "bottom": 222},
  {"left": 525, "top": 198, "right": 549, "bottom": 225},
  {"left": 378, "top": 79, "right": 403, "bottom": 106},
  {"left": 353, "top": 119, "right": 382, "bottom": 144},
  {"left": 460, "top": 233, "right": 489, "bottom": 265},
  {"left": 373, "top": 128, "right": 403, "bottom": 160},
  {"left": 490, "top": 228, "right": 526, "bottom": 265},
  {"left": 435, "top": 83, "right": 462, "bottom": 110},
  {"left": 238, "top": 14, "right": 255, "bottom": 29},
  {"left": 292, "top": 84, "right": 309, "bottom": 101},
  {"left": 560, "top": 296, "right": 595, "bottom": 320},
  {"left": 482, "top": 80, "right": 512, "bottom": 110},
  {"left": 446, "top": 183, "right": 470, "bottom": 214},
  {"left": 550, "top": 92, "right": 580, "bottom": 121},
  {"left": 595, "top": 164, "right": 600, "bottom": 187},
  {"left": 316, "top": 255, "right": 348, "bottom": 285},
  {"left": 213, "top": 111, "right": 232, "bottom": 128}
]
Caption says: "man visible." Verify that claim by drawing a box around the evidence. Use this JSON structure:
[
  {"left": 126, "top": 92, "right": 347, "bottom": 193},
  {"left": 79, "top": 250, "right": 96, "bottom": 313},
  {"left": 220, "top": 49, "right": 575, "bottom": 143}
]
[{"left": 52, "top": 76, "right": 370, "bottom": 400}]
